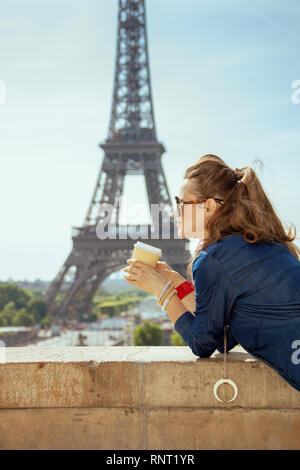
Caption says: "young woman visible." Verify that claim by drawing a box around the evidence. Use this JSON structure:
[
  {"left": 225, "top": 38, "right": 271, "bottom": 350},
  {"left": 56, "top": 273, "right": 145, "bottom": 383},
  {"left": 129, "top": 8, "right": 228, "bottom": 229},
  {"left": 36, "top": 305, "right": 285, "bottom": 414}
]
[{"left": 123, "top": 154, "right": 300, "bottom": 392}]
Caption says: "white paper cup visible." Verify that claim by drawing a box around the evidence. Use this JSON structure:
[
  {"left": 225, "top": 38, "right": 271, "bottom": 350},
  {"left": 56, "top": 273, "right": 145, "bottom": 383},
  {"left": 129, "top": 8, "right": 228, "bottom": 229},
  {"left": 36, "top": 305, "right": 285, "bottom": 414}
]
[{"left": 132, "top": 242, "right": 162, "bottom": 267}]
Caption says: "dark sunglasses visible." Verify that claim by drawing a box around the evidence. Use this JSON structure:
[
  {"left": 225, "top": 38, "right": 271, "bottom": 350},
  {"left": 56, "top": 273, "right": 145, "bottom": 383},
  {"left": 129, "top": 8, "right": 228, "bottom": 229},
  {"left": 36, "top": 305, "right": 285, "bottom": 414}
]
[{"left": 174, "top": 196, "right": 224, "bottom": 215}]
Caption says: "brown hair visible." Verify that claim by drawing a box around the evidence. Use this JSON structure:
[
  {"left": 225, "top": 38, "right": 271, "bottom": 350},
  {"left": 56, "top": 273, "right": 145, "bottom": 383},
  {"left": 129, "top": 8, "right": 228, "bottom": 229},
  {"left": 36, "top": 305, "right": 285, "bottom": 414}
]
[{"left": 184, "top": 154, "right": 300, "bottom": 278}]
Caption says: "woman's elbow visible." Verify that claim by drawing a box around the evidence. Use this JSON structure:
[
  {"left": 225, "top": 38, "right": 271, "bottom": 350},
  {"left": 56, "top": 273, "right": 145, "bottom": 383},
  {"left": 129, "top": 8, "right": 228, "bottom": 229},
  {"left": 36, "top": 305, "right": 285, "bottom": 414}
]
[{"left": 191, "top": 337, "right": 215, "bottom": 358}]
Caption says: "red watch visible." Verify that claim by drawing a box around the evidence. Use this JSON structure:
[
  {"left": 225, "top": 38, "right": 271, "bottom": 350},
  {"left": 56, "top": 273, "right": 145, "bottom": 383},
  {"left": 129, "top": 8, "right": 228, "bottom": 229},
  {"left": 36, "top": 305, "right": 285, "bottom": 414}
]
[{"left": 175, "top": 280, "right": 195, "bottom": 299}]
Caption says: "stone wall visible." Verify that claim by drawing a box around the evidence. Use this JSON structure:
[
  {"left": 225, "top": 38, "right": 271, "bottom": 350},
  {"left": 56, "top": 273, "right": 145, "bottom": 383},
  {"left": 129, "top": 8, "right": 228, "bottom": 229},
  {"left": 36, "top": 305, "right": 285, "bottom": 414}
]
[
  {"left": 0, "top": 346, "right": 299, "bottom": 450},
  {"left": 0, "top": 330, "right": 38, "bottom": 347}
]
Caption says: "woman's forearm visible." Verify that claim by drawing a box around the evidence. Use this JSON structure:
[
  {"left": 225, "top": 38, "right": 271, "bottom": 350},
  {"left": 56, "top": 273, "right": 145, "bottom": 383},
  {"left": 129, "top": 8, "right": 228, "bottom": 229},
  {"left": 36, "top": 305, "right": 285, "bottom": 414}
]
[
  {"left": 171, "top": 276, "right": 196, "bottom": 316},
  {"left": 152, "top": 275, "right": 196, "bottom": 326},
  {"left": 162, "top": 292, "right": 194, "bottom": 325},
  {"left": 180, "top": 290, "right": 196, "bottom": 316}
]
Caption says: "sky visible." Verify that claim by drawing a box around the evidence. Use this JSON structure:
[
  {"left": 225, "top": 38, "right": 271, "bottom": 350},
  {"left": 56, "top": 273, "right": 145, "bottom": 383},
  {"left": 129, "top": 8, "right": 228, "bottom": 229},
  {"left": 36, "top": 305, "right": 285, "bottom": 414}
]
[{"left": 0, "top": 0, "right": 299, "bottom": 281}]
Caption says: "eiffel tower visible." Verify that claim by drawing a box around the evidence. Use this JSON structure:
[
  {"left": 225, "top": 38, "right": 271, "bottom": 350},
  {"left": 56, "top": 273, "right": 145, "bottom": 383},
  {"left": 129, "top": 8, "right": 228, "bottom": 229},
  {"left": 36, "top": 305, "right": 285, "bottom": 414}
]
[{"left": 45, "top": 0, "right": 190, "bottom": 320}]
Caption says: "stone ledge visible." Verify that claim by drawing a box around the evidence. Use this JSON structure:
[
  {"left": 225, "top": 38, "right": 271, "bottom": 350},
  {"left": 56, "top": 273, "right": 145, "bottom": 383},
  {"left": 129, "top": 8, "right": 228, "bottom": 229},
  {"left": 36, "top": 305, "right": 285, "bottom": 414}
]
[
  {"left": 0, "top": 346, "right": 299, "bottom": 409},
  {"left": 1, "top": 345, "right": 251, "bottom": 363},
  {"left": 0, "top": 407, "right": 299, "bottom": 450}
]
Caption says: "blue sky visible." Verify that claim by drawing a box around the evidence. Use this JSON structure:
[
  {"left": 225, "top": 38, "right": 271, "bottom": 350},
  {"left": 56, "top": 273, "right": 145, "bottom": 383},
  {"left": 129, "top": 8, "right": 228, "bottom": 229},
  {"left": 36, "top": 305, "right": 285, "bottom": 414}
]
[{"left": 0, "top": 0, "right": 299, "bottom": 281}]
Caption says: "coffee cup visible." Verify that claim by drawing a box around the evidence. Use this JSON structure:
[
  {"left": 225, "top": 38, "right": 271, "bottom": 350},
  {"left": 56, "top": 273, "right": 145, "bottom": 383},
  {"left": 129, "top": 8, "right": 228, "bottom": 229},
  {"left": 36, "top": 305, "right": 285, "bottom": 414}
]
[{"left": 132, "top": 241, "right": 162, "bottom": 267}]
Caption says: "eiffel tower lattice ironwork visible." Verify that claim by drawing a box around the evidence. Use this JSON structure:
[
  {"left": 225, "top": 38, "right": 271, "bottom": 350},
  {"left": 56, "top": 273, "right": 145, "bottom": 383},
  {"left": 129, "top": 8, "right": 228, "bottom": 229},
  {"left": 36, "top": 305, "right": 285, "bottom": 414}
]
[{"left": 45, "top": 0, "right": 191, "bottom": 320}]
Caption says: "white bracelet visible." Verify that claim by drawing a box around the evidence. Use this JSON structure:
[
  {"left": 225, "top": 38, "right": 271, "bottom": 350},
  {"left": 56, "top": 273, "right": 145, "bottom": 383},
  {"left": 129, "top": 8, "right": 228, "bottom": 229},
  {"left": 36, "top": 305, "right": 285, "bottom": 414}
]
[
  {"left": 162, "top": 290, "right": 177, "bottom": 310},
  {"left": 159, "top": 280, "right": 172, "bottom": 302}
]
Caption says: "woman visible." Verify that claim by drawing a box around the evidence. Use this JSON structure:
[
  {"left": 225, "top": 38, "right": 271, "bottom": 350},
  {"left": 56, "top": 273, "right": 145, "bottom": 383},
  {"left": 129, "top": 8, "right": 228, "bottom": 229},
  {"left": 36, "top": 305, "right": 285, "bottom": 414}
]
[{"left": 123, "top": 154, "right": 300, "bottom": 392}]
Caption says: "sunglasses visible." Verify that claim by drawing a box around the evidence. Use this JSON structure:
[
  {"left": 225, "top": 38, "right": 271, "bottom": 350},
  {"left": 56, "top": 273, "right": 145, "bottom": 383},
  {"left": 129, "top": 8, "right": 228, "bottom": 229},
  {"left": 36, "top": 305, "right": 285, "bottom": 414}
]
[{"left": 174, "top": 196, "right": 224, "bottom": 216}]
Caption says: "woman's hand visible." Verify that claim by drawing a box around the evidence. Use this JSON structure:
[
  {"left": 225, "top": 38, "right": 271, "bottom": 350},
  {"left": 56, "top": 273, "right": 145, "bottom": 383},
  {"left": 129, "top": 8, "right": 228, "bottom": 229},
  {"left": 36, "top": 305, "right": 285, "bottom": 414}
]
[
  {"left": 155, "top": 261, "right": 186, "bottom": 288},
  {"left": 123, "top": 259, "right": 169, "bottom": 297}
]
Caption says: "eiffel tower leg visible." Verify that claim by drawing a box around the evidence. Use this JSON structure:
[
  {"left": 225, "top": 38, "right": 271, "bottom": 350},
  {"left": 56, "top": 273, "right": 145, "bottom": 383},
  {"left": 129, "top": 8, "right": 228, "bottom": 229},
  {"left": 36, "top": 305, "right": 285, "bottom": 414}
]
[
  {"left": 54, "top": 267, "right": 87, "bottom": 318},
  {"left": 45, "top": 259, "right": 76, "bottom": 315},
  {"left": 54, "top": 269, "right": 107, "bottom": 321},
  {"left": 73, "top": 271, "right": 106, "bottom": 320}
]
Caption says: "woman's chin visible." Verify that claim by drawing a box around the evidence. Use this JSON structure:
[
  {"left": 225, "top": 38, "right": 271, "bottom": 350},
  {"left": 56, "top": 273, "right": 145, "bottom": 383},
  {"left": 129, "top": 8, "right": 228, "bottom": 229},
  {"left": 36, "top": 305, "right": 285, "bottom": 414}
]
[
  {"left": 177, "top": 228, "right": 199, "bottom": 239},
  {"left": 175, "top": 224, "right": 183, "bottom": 238},
  {"left": 176, "top": 222, "right": 204, "bottom": 239}
]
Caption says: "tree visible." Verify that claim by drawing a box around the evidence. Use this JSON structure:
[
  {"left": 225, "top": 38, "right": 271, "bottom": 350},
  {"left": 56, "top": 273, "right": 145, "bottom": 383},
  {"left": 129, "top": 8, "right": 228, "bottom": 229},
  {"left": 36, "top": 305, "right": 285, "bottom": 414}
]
[
  {"left": 41, "top": 316, "right": 52, "bottom": 328},
  {"left": 0, "top": 301, "right": 17, "bottom": 326},
  {"left": 12, "top": 308, "right": 35, "bottom": 326},
  {"left": 30, "top": 288, "right": 44, "bottom": 298},
  {"left": 170, "top": 332, "right": 187, "bottom": 346},
  {"left": 133, "top": 321, "right": 163, "bottom": 346},
  {"left": 0, "top": 283, "right": 30, "bottom": 310},
  {"left": 26, "top": 298, "right": 47, "bottom": 323}
]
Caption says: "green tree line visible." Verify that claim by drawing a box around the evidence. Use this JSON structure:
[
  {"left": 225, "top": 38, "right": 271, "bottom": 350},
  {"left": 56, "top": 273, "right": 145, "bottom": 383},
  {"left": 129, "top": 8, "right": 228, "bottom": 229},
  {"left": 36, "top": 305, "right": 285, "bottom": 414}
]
[
  {"left": 133, "top": 320, "right": 187, "bottom": 346},
  {"left": 92, "top": 289, "right": 150, "bottom": 318},
  {"left": 0, "top": 283, "right": 188, "bottom": 346},
  {"left": 0, "top": 283, "right": 152, "bottom": 327},
  {"left": 0, "top": 283, "right": 48, "bottom": 327}
]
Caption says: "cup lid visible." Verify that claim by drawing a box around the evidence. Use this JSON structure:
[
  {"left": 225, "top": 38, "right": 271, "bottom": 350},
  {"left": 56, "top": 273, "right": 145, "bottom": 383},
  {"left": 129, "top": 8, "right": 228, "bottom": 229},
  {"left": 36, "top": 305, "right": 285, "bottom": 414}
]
[{"left": 134, "top": 241, "right": 162, "bottom": 255}]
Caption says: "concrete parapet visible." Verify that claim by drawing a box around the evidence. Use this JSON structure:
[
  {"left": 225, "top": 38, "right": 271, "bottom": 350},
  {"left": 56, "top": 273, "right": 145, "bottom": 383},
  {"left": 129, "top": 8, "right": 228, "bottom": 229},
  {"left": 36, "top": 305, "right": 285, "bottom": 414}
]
[{"left": 0, "top": 346, "right": 299, "bottom": 449}]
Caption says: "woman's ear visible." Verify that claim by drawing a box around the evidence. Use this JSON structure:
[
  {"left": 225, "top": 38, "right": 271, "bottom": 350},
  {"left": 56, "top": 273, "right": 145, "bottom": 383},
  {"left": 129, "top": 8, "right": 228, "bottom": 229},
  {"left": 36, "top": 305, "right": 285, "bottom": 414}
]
[{"left": 206, "top": 198, "right": 217, "bottom": 216}]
